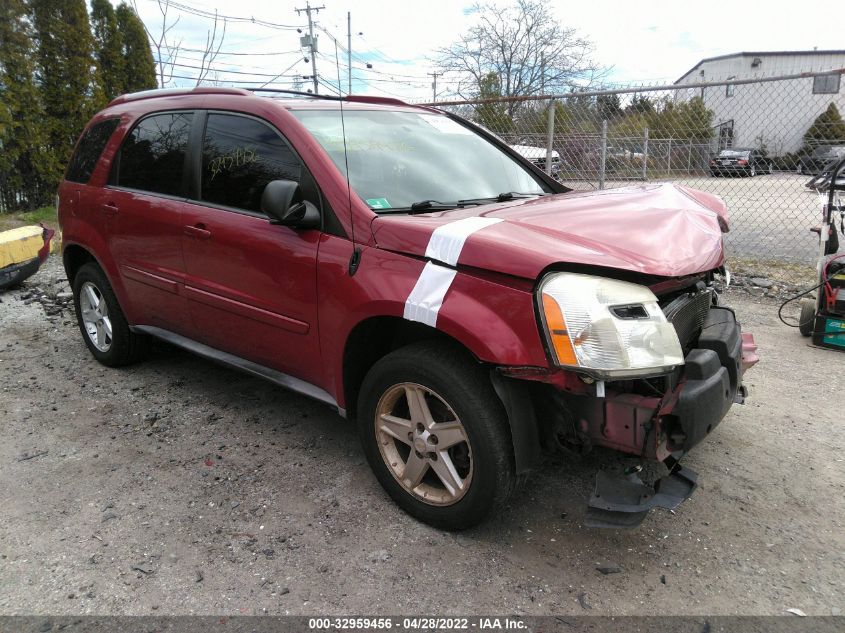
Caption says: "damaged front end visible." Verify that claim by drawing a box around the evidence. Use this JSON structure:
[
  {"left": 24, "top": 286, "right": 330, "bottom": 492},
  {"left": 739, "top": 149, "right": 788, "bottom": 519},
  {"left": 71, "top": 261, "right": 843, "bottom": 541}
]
[{"left": 502, "top": 275, "right": 759, "bottom": 528}]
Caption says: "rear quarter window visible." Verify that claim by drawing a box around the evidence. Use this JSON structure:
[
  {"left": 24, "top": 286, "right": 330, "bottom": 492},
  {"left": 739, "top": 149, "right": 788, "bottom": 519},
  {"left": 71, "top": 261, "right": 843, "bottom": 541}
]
[{"left": 65, "top": 118, "right": 120, "bottom": 184}]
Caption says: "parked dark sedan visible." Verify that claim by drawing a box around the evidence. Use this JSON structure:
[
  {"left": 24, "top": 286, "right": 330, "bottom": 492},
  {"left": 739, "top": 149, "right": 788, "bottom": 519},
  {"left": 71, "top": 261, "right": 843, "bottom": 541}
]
[
  {"left": 799, "top": 145, "right": 845, "bottom": 176},
  {"left": 710, "top": 148, "right": 771, "bottom": 177}
]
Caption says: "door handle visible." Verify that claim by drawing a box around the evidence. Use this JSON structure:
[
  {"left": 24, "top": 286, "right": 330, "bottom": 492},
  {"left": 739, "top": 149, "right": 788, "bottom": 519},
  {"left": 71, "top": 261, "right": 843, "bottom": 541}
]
[
  {"left": 184, "top": 224, "right": 212, "bottom": 240},
  {"left": 102, "top": 202, "right": 119, "bottom": 216}
]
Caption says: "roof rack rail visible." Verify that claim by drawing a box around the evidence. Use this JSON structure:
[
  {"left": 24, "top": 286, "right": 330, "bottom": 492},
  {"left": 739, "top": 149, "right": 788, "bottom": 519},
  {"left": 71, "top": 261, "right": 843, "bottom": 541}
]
[
  {"left": 246, "top": 88, "right": 413, "bottom": 108},
  {"left": 246, "top": 87, "right": 343, "bottom": 101},
  {"left": 108, "top": 87, "right": 251, "bottom": 106},
  {"left": 344, "top": 95, "right": 409, "bottom": 107}
]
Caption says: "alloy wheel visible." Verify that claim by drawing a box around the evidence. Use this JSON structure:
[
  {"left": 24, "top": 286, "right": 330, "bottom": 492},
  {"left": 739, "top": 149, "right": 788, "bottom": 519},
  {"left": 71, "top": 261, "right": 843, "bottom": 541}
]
[
  {"left": 374, "top": 382, "right": 473, "bottom": 506},
  {"left": 79, "top": 281, "right": 113, "bottom": 352}
]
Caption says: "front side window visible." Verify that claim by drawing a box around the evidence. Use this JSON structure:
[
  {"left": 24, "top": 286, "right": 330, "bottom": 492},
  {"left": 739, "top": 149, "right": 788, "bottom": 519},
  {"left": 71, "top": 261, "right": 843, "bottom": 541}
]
[
  {"left": 813, "top": 74, "right": 840, "bottom": 95},
  {"left": 66, "top": 118, "right": 120, "bottom": 183},
  {"left": 291, "top": 109, "right": 547, "bottom": 212},
  {"left": 200, "top": 113, "right": 302, "bottom": 213},
  {"left": 114, "top": 112, "right": 193, "bottom": 196}
]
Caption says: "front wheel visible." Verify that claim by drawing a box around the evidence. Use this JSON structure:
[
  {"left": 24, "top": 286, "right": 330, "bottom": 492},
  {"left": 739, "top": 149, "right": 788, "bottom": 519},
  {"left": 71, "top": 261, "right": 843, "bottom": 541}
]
[{"left": 357, "top": 341, "right": 516, "bottom": 530}]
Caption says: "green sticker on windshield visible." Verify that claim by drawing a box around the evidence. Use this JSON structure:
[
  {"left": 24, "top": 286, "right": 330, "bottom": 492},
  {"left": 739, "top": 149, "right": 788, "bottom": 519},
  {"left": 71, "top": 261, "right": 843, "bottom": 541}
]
[{"left": 366, "top": 197, "right": 391, "bottom": 209}]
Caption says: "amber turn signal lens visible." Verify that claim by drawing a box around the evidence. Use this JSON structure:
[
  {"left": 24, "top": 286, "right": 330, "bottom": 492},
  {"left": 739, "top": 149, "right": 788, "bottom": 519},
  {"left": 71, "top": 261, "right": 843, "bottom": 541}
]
[{"left": 542, "top": 293, "right": 578, "bottom": 366}]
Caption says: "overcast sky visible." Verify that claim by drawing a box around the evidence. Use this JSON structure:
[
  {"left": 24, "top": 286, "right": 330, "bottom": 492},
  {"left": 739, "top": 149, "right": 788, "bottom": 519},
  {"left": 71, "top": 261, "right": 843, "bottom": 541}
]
[{"left": 126, "top": 0, "right": 844, "bottom": 100}]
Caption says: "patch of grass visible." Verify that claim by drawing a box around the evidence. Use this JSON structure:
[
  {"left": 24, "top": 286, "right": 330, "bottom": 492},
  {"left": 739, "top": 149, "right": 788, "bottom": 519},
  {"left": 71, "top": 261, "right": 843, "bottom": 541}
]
[{"left": 0, "top": 206, "right": 58, "bottom": 232}]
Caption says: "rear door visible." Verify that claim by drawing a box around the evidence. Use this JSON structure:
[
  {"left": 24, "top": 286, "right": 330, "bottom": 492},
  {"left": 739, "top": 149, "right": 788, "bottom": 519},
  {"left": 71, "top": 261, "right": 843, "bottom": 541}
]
[
  {"left": 180, "top": 111, "right": 324, "bottom": 387},
  {"left": 105, "top": 111, "right": 194, "bottom": 333}
]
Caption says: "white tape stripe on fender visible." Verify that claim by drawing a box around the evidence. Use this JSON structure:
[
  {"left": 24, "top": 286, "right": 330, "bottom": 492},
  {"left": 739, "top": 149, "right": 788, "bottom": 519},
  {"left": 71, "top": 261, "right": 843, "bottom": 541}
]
[
  {"left": 403, "top": 262, "right": 457, "bottom": 327},
  {"left": 425, "top": 216, "right": 503, "bottom": 266},
  {"left": 404, "top": 216, "right": 503, "bottom": 327}
]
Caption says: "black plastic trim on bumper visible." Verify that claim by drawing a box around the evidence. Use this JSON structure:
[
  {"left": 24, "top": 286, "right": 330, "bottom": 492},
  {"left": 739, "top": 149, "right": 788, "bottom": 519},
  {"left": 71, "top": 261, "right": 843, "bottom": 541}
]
[
  {"left": 669, "top": 307, "right": 744, "bottom": 453},
  {"left": 585, "top": 465, "right": 699, "bottom": 529},
  {"left": 0, "top": 257, "right": 41, "bottom": 291}
]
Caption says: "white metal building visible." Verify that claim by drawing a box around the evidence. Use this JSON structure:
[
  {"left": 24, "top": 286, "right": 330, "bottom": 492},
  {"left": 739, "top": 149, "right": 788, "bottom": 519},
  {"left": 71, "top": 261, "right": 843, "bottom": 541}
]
[{"left": 674, "top": 51, "right": 845, "bottom": 155}]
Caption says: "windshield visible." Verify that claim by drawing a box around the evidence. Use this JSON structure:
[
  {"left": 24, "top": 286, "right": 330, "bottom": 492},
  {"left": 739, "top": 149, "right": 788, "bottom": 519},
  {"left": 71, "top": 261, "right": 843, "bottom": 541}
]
[
  {"left": 291, "top": 109, "right": 546, "bottom": 211},
  {"left": 718, "top": 149, "right": 750, "bottom": 158}
]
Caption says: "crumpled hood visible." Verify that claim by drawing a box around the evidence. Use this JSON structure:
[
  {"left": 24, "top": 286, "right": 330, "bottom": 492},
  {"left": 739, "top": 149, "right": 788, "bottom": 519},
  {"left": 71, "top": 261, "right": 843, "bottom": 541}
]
[{"left": 371, "top": 183, "right": 727, "bottom": 280}]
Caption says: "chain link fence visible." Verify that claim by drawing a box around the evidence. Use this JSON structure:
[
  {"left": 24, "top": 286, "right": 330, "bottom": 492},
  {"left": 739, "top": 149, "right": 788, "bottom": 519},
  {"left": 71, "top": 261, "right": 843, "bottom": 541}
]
[{"left": 424, "top": 69, "right": 845, "bottom": 264}]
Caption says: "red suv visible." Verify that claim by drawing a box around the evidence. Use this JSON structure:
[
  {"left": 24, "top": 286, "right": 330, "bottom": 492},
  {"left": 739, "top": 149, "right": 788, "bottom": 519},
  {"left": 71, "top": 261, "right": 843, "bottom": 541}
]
[{"left": 58, "top": 87, "right": 758, "bottom": 530}]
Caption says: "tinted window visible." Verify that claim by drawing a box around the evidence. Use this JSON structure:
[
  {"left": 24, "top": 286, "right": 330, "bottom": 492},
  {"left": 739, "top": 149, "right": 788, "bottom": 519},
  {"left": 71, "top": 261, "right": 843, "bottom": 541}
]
[
  {"left": 66, "top": 118, "right": 120, "bottom": 183},
  {"left": 115, "top": 112, "right": 193, "bottom": 196},
  {"left": 201, "top": 114, "right": 302, "bottom": 213}
]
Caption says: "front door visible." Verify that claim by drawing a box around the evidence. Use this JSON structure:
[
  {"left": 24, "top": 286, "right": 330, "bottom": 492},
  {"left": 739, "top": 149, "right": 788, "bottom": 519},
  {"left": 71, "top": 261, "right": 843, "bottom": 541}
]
[{"left": 181, "top": 112, "right": 324, "bottom": 388}]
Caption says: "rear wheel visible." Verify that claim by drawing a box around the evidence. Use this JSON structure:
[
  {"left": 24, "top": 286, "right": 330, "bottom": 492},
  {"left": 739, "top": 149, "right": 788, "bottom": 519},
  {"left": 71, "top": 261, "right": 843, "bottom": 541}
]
[
  {"left": 799, "top": 298, "right": 816, "bottom": 337},
  {"left": 72, "top": 262, "right": 148, "bottom": 366},
  {"left": 357, "top": 341, "right": 516, "bottom": 530}
]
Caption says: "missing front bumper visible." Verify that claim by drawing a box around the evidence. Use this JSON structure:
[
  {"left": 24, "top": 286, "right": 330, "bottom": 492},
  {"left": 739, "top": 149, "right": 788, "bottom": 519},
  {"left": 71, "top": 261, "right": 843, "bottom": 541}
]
[{"left": 584, "top": 463, "right": 698, "bottom": 528}]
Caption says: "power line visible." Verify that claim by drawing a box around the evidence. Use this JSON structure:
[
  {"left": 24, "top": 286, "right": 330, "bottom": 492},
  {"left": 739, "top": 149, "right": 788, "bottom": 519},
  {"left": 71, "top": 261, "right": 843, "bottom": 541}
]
[
  {"left": 155, "top": 59, "right": 305, "bottom": 78},
  {"left": 141, "top": 0, "right": 304, "bottom": 30},
  {"left": 178, "top": 47, "right": 301, "bottom": 57},
  {"left": 167, "top": 74, "right": 301, "bottom": 85}
]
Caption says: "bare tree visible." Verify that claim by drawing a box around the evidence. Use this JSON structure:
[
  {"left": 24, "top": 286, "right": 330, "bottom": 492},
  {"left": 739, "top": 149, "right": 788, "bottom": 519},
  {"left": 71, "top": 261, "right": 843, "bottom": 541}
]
[
  {"left": 194, "top": 10, "right": 226, "bottom": 86},
  {"left": 131, "top": 0, "right": 226, "bottom": 88},
  {"left": 437, "top": 0, "right": 606, "bottom": 115}
]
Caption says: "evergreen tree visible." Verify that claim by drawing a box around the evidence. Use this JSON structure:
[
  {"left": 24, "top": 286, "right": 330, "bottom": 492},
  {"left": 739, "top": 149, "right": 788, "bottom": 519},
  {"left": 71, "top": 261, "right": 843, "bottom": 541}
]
[
  {"left": 596, "top": 94, "right": 622, "bottom": 120},
  {"left": 475, "top": 73, "right": 512, "bottom": 135},
  {"left": 116, "top": 2, "right": 157, "bottom": 92},
  {"left": 0, "top": 0, "right": 56, "bottom": 210},
  {"left": 91, "top": 0, "right": 125, "bottom": 101},
  {"left": 32, "top": 0, "right": 104, "bottom": 174},
  {"left": 803, "top": 103, "right": 845, "bottom": 151}
]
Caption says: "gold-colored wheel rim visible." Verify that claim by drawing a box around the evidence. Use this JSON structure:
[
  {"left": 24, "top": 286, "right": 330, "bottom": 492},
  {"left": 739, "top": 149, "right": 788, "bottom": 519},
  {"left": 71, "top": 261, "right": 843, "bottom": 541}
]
[{"left": 374, "top": 383, "right": 473, "bottom": 506}]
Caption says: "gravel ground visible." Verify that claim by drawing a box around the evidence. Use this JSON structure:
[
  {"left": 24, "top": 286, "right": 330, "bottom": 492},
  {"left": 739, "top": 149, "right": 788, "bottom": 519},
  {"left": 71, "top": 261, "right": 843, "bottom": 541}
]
[{"left": 0, "top": 258, "right": 843, "bottom": 616}]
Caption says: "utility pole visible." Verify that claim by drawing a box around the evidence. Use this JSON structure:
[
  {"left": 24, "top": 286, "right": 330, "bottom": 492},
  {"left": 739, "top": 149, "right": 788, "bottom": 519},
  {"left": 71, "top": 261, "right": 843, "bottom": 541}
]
[
  {"left": 295, "top": 2, "right": 324, "bottom": 94},
  {"left": 428, "top": 72, "right": 440, "bottom": 102},
  {"left": 347, "top": 11, "right": 352, "bottom": 94}
]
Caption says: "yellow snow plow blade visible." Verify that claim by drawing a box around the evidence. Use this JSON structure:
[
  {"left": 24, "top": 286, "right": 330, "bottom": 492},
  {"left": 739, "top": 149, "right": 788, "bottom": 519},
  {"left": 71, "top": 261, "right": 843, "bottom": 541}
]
[{"left": 0, "top": 225, "right": 45, "bottom": 268}]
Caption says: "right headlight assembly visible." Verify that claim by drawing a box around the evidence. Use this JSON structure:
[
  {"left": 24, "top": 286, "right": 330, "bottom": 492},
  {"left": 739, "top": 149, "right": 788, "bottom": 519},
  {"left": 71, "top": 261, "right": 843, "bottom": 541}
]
[{"left": 538, "top": 272, "right": 684, "bottom": 380}]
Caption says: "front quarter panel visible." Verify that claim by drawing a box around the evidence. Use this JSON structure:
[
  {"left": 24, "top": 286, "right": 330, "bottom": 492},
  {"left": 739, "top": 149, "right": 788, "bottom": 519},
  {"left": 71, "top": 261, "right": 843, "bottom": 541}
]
[{"left": 316, "top": 234, "right": 550, "bottom": 409}]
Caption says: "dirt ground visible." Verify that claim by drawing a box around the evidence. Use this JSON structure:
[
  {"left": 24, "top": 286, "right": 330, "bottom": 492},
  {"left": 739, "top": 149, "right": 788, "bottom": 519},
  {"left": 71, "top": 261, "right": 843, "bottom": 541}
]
[{"left": 0, "top": 258, "right": 843, "bottom": 617}]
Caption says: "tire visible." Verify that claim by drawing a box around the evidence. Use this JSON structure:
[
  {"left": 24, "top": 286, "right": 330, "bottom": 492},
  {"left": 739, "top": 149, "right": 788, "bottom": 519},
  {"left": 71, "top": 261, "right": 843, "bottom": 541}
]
[
  {"left": 798, "top": 297, "right": 816, "bottom": 337},
  {"left": 72, "top": 262, "right": 148, "bottom": 366},
  {"left": 749, "top": 167, "right": 756, "bottom": 177},
  {"left": 357, "top": 340, "right": 516, "bottom": 530}
]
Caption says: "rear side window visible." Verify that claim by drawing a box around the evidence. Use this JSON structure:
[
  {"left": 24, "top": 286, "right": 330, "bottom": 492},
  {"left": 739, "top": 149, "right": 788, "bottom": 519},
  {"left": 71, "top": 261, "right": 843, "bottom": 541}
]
[
  {"left": 115, "top": 112, "right": 193, "bottom": 196},
  {"left": 65, "top": 118, "right": 120, "bottom": 183},
  {"left": 201, "top": 113, "right": 302, "bottom": 213}
]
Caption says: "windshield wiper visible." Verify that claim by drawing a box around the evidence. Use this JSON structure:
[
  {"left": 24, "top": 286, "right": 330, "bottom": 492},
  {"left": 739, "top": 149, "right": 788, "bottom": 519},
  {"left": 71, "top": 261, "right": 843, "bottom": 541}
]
[
  {"left": 375, "top": 194, "right": 535, "bottom": 215},
  {"left": 389, "top": 199, "right": 483, "bottom": 214},
  {"left": 409, "top": 199, "right": 457, "bottom": 212},
  {"left": 458, "top": 191, "right": 545, "bottom": 205}
]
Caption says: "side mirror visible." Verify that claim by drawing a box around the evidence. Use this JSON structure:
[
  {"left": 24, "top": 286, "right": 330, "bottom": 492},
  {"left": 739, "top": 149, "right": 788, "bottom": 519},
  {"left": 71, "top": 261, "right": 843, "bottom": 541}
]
[{"left": 261, "top": 179, "right": 320, "bottom": 229}]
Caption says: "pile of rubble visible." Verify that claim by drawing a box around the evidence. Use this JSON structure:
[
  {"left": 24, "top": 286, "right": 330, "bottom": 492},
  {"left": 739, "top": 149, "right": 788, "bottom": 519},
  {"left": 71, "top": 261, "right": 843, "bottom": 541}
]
[
  {"left": 723, "top": 272, "right": 813, "bottom": 302},
  {"left": 14, "top": 261, "right": 74, "bottom": 318}
]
